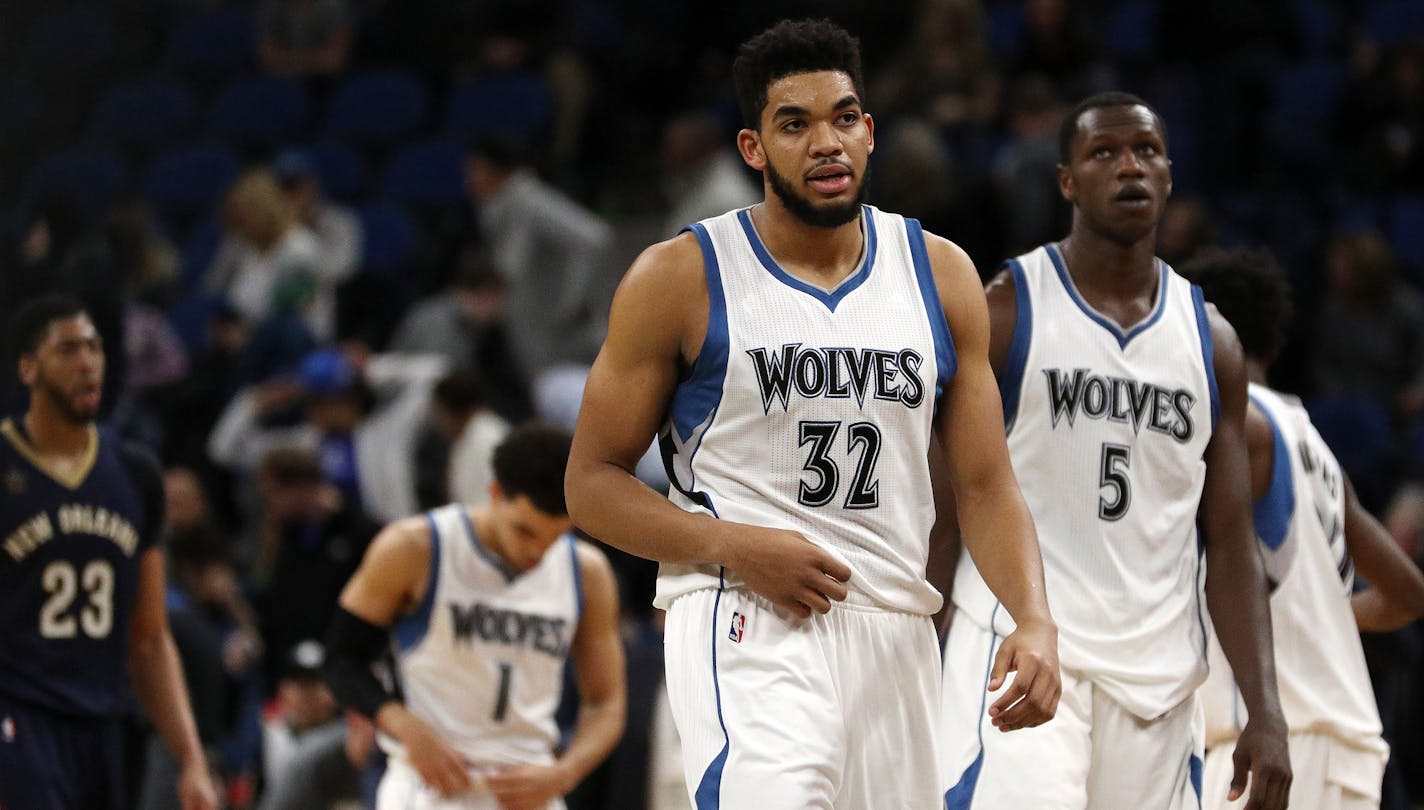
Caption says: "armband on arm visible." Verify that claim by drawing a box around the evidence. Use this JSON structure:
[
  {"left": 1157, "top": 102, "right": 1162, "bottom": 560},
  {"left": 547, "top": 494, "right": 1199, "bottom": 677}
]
[{"left": 323, "top": 606, "right": 398, "bottom": 720}]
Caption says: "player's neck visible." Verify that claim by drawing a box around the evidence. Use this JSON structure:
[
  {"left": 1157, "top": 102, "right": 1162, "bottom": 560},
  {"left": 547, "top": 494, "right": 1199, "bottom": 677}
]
[
  {"left": 1057, "top": 229, "right": 1159, "bottom": 301},
  {"left": 750, "top": 200, "right": 865, "bottom": 287},
  {"left": 23, "top": 403, "right": 92, "bottom": 457},
  {"left": 466, "top": 505, "right": 513, "bottom": 568}
]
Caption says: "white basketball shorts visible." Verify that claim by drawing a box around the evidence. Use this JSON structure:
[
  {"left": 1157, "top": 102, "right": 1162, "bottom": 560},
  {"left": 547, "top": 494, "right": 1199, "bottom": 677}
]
[
  {"left": 1202, "top": 730, "right": 1386, "bottom": 810},
  {"left": 375, "top": 757, "right": 567, "bottom": 810}
]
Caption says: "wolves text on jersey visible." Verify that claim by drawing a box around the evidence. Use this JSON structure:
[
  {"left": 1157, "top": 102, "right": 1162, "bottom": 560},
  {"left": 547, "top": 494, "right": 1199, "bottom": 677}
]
[
  {"left": 3, "top": 505, "right": 141, "bottom": 563},
  {"left": 1043, "top": 368, "right": 1197, "bottom": 443},
  {"left": 448, "top": 601, "right": 571, "bottom": 658},
  {"left": 747, "top": 343, "right": 926, "bottom": 414}
]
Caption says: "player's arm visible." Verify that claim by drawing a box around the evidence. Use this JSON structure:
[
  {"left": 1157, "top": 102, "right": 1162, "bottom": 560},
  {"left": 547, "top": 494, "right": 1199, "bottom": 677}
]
[
  {"left": 1344, "top": 475, "right": 1424, "bottom": 632},
  {"left": 1199, "top": 312, "right": 1291, "bottom": 810},
  {"left": 324, "top": 518, "right": 471, "bottom": 797},
  {"left": 486, "top": 542, "right": 627, "bottom": 810},
  {"left": 129, "top": 547, "right": 220, "bottom": 810},
  {"left": 565, "top": 234, "right": 851, "bottom": 618},
  {"left": 926, "top": 234, "right": 1059, "bottom": 731}
]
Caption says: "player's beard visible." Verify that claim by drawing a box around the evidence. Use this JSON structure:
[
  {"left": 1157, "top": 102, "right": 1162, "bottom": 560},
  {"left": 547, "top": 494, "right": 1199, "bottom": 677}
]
[
  {"left": 35, "top": 374, "right": 98, "bottom": 425},
  {"left": 765, "top": 157, "right": 869, "bottom": 229}
]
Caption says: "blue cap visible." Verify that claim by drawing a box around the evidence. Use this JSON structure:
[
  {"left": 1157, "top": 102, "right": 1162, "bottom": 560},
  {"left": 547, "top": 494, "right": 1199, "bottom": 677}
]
[{"left": 297, "top": 349, "right": 357, "bottom": 395}]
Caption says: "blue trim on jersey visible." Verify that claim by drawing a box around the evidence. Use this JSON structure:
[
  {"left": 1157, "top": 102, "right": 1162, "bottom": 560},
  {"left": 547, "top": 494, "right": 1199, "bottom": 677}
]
[
  {"left": 1000, "top": 259, "right": 1033, "bottom": 432},
  {"left": 393, "top": 513, "right": 442, "bottom": 652},
  {"left": 735, "top": 206, "right": 878, "bottom": 312},
  {"left": 1046, "top": 243, "right": 1170, "bottom": 350},
  {"left": 905, "top": 218, "right": 958, "bottom": 406},
  {"left": 458, "top": 507, "right": 519, "bottom": 583},
  {"left": 1193, "top": 527, "right": 1209, "bottom": 666},
  {"left": 1190, "top": 753, "right": 1203, "bottom": 804},
  {"left": 1249, "top": 394, "right": 1295, "bottom": 552},
  {"left": 695, "top": 572, "right": 730, "bottom": 809},
  {"left": 945, "top": 603, "right": 1000, "bottom": 810},
  {"left": 567, "top": 534, "right": 585, "bottom": 622},
  {"left": 670, "top": 224, "right": 730, "bottom": 444},
  {"left": 1191, "top": 285, "right": 1221, "bottom": 430}
]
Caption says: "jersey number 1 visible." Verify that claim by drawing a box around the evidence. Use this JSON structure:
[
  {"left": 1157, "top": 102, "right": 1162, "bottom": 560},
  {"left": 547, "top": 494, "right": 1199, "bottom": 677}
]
[{"left": 797, "top": 421, "right": 881, "bottom": 509}]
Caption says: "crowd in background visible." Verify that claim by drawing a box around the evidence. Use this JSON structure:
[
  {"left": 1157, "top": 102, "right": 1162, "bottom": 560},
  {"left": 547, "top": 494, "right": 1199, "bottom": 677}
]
[{"left": 3, "top": 0, "right": 1424, "bottom": 808}]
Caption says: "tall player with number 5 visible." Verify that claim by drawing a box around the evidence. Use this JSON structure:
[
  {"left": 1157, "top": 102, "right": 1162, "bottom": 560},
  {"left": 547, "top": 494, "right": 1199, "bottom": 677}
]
[
  {"left": 939, "top": 93, "right": 1292, "bottom": 810},
  {"left": 0, "top": 295, "right": 216, "bottom": 810},
  {"left": 567, "top": 19, "right": 1058, "bottom": 809}
]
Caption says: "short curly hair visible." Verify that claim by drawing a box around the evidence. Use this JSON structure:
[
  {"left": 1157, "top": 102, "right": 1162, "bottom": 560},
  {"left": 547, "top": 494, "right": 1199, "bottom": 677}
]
[
  {"left": 732, "top": 19, "right": 865, "bottom": 130},
  {"left": 493, "top": 423, "right": 573, "bottom": 516},
  {"left": 1178, "top": 247, "right": 1295, "bottom": 362}
]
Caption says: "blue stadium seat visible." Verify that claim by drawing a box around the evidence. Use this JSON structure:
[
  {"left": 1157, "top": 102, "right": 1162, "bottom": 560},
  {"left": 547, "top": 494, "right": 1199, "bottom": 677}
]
[
  {"left": 143, "top": 144, "right": 240, "bottom": 229},
  {"left": 291, "top": 141, "right": 367, "bottom": 201},
  {"left": 1364, "top": 0, "right": 1424, "bottom": 47},
  {"left": 180, "top": 216, "right": 224, "bottom": 293},
  {"left": 1389, "top": 196, "right": 1424, "bottom": 277},
  {"left": 1268, "top": 61, "right": 1346, "bottom": 167},
  {"left": 325, "top": 70, "right": 428, "bottom": 146},
  {"left": 24, "top": 6, "right": 113, "bottom": 75},
  {"left": 380, "top": 139, "right": 465, "bottom": 206},
  {"left": 358, "top": 202, "right": 419, "bottom": 277},
  {"left": 985, "top": 5, "right": 1025, "bottom": 61},
  {"left": 91, "top": 76, "right": 196, "bottom": 150},
  {"left": 1304, "top": 395, "right": 1393, "bottom": 490},
  {"left": 207, "top": 77, "right": 308, "bottom": 149},
  {"left": 166, "top": 292, "right": 229, "bottom": 355},
  {"left": 1103, "top": 1, "right": 1157, "bottom": 61},
  {"left": 165, "top": 8, "right": 256, "bottom": 81},
  {"left": 24, "top": 143, "right": 127, "bottom": 213},
  {"left": 447, "top": 72, "right": 553, "bottom": 141}
]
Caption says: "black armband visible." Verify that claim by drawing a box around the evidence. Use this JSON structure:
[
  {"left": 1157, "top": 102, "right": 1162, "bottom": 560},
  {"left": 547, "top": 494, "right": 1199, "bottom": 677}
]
[{"left": 323, "top": 606, "right": 398, "bottom": 720}]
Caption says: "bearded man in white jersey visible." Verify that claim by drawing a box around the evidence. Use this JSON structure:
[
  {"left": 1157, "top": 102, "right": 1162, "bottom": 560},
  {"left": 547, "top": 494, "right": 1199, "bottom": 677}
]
[
  {"left": 566, "top": 18, "right": 1059, "bottom": 810},
  {"left": 939, "top": 92, "right": 1292, "bottom": 810},
  {"left": 1181, "top": 247, "right": 1424, "bottom": 810},
  {"left": 323, "top": 424, "right": 625, "bottom": 810}
]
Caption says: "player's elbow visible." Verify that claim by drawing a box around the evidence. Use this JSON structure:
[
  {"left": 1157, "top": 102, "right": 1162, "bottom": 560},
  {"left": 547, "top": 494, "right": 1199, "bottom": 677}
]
[{"left": 1398, "top": 578, "right": 1424, "bottom": 622}]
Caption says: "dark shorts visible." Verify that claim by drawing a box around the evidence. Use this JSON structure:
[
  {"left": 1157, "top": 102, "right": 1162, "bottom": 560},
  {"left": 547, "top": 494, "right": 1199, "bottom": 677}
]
[{"left": 0, "top": 693, "right": 124, "bottom": 810}]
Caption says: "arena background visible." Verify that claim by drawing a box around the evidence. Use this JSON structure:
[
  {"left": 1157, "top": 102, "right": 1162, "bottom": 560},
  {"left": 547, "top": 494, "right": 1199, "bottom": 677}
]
[{"left": 2, "top": 1, "right": 1424, "bottom": 808}]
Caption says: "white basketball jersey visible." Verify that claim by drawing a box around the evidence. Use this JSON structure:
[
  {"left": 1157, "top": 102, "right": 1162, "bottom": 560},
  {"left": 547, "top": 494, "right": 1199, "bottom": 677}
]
[
  {"left": 953, "top": 243, "right": 1217, "bottom": 719},
  {"left": 1201, "top": 385, "right": 1385, "bottom": 759},
  {"left": 384, "top": 503, "right": 583, "bottom": 768},
  {"left": 653, "top": 205, "right": 955, "bottom": 615}
]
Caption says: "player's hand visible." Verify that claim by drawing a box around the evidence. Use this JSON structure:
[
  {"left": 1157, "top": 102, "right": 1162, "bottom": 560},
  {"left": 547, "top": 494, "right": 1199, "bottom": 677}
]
[
  {"left": 387, "top": 708, "right": 473, "bottom": 796},
  {"left": 486, "top": 762, "right": 573, "bottom": 810},
  {"left": 176, "top": 756, "right": 219, "bottom": 810},
  {"left": 720, "top": 523, "right": 852, "bottom": 618},
  {"left": 1228, "top": 713, "right": 1291, "bottom": 810},
  {"left": 986, "top": 617, "right": 1060, "bottom": 732}
]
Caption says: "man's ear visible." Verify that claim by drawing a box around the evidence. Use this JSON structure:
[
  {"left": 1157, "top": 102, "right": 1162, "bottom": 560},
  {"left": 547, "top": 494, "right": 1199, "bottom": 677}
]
[{"left": 738, "top": 128, "right": 766, "bottom": 172}]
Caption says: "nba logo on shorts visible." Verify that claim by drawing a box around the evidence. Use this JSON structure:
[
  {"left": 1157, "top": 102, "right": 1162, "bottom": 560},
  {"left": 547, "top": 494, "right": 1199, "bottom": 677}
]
[{"left": 729, "top": 612, "right": 746, "bottom": 643}]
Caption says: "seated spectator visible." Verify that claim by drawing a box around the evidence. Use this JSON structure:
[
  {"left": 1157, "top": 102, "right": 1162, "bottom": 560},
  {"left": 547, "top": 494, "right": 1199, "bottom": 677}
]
[
  {"left": 658, "top": 111, "right": 759, "bottom": 237},
  {"left": 208, "top": 347, "right": 448, "bottom": 523},
  {"left": 257, "top": 0, "right": 353, "bottom": 76},
  {"left": 259, "top": 641, "right": 371, "bottom": 810},
  {"left": 273, "top": 149, "right": 361, "bottom": 286},
  {"left": 436, "top": 369, "right": 510, "bottom": 508}
]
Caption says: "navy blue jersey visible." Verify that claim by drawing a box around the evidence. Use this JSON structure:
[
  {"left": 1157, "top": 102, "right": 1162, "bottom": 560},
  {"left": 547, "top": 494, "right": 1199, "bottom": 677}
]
[{"left": 0, "top": 418, "right": 163, "bottom": 717}]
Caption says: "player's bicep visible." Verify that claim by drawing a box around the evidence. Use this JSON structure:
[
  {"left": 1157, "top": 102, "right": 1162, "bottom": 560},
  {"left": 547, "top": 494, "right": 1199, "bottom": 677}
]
[
  {"left": 337, "top": 519, "right": 430, "bottom": 627},
  {"left": 1200, "top": 313, "right": 1254, "bottom": 554},
  {"left": 129, "top": 548, "right": 169, "bottom": 643},
  {"left": 570, "top": 543, "right": 625, "bottom": 705}
]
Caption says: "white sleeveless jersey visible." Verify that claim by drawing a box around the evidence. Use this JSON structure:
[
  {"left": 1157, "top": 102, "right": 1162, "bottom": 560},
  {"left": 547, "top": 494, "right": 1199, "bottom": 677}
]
[
  {"left": 383, "top": 503, "right": 583, "bottom": 768},
  {"left": 653, "top": 205, "right": 955, "bottom": 615},
  {"left": 953, "top": 243, "right": 1217, "bottom": 719},
  {"left": 1201, "top": 385, "right": 1385, "bottom": 759}
]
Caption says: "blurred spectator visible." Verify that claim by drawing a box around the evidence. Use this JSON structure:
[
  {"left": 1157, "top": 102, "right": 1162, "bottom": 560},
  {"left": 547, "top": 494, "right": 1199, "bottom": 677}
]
[
  {"left": 259, "top": 641, "right": 370, "bottom": 810},
  {"left": 108, "top": 201, "right": 181, "bottom": 307},
  {"left": 991, "top": 74, "right": 1069, "bottom": 256},
  {"left": 251, "top": 447, "right": 377, "bottom": 681},
  {"left": 273, "top": 149, "right": 361, "bottom": 286},
  {"left": 208, "top": 347, "right": 447, "bottom": 523},
  {"left": 465, "top": 137, "right": 614, "bottom": 384},
  {"left": 871, "top": 0, "right": 999, "bottom": 131},
  {"left": 1340, "top": 41, "right": 1424, "bottom": 194},
  {"left": 204, "top": 169, "right": 337, "bottom": 341},
  {"left": 1156, "top": 197, "right": 1221, "bottom": 267},
  {"left": 257, "top": 0, "right": 353, "bottom": 76},
  {"left": 1012, "top": 0, "right": 1100, "bottom": 93},
  {"left": 387, "top": 247, "right": 530, "bottom": 420},
  {"left": 659, "top": 111, "right": 759, "bottom": 237},
  {"left": 437, "top": 369, "right": 510, "bottom": 508},
  {"left": 1312, "top": 230, "right": 1424, "bottom": 421}
]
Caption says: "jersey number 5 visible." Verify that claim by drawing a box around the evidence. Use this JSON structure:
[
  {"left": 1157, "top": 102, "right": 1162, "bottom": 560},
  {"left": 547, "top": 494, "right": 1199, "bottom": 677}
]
[
  {"left": 797, "top": 420, "right": 882, "bottom": 509},
  {"left": 1098, "top": 443, "right": 1131, "bottom": 521},
  {"left": 39, "top": 559, "right": 115, "bottom": 639}
]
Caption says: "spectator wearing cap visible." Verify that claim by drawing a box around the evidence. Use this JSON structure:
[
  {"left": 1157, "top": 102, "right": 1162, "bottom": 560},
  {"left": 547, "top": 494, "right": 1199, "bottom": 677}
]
[
  {"left": 274, "top": 148, "right": 362, "bottom": 287},
  {"left": 259, "top": 640, "right": 372, "bottom": 810},
  {"left": 208, "top": 347, "right": 449, "bottom": 523}
]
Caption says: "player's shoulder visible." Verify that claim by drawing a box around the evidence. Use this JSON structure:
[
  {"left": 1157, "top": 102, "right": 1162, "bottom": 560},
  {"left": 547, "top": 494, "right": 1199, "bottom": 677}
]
[
  {"left": 365, "top": 513, "right": 436, "bottom": 571},
  {"left": 571, "top": 536, "right": 619, "bottom": 605},
  {"left": 571, "top": 536, "right": 614, "bottom": 577},
  {"left": 623, "top": 230, "right": 705, "bottom": 291},
  {"left": 115, "top": 438, "right": 163, "bottom": 486}
]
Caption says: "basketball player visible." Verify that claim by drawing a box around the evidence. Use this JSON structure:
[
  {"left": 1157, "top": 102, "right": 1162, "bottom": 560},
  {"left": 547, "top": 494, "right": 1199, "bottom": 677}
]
[
  {"left": 940, "top": 93, "right": 1292, "bottom": 810},
  {"left": 566, "top": 19, "right": 1058, "bottom": 809},
  {"left": 1182, "top": 247, "right": 1424, "bottom": 810},
  {"left": 323, "top": 424, "right": 625, "bottom": 809},
  {"left": 0, "top": 294, "right": 217, "bottom": 810}
]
